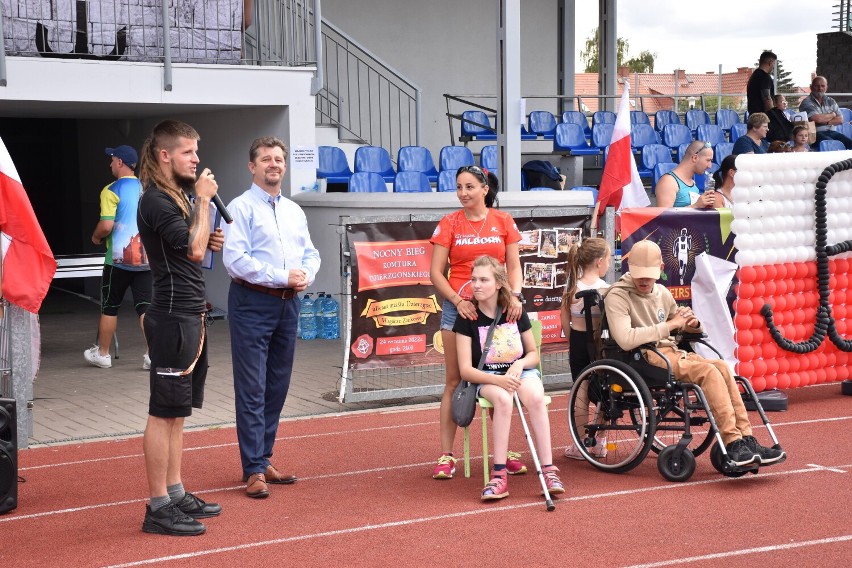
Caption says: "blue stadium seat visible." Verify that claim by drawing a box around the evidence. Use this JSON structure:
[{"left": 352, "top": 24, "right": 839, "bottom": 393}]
[
  {"left": 591, "top": 123, "right": 615, "bottom": 150},
  {"left": 553, "top": 123, "right": 600, "bottom": 155},
  {"left": 631, "top": 123, "right": 660, "bottom": 151},
  {"left": 393, "top": 171, "right": 432, "bottom": 193},
  {"left": 348, "top": 172, "right": 388, "bottom": 192},
  {"left": 317, "top": 146, "right": 353, "bottom": 185},
  {"left": 630, "top": 110, "right": 651, "bottom": 125},
  {"left": 652, "top": 162, "right": 677, "bottom": 194},
  {"left": 714, "top": 142, "right": 734, "bottom": 165},
  {"left": 480, "top": 145, "right": 499, "bottom": 173},
  {"left": 836, "top": 123, "right": 852, "bottom": 140},
  {"left": 662, "top": 123, "right": 692, "bottom": 151},
  {"left": 520, "top": 125, "right": 538, "bottom": 140},
  {"left": 571, "top": 185, "right": 599, "bottom": 201},
  {"left": 677, "top": 143, "right": 691, "bottom": 162},
  {"left": 562, "top": 110, "right": 592, "bottom": 138},
  {"left": 819, "top": 139, "right": 846, "bottom": 152},
  {"left": 685, "top": 109, "right": 711, "bottom": 133},
  {"left": 715, "top": 109, "right": 741, "bottom": 134},
  {"left": 460, "top": 110, "right": 497, "bottom": 141},
  {"left": 529, "top": 111, "right": 558, "bottom": 139},
  {"left": 439, "top": 145, "right": 475, "bottom": 171},
  {"left": 592, "top": 110, "right": 616, "bottom": 128},
  {"left": 840, "top": 108, "right": 852, "bottom": 123},
  {"left": 696, "top": 124, "right": 726, "bottom": 146},
  {"left": 354, "top": 146, "right": 396, "bottom": 182},
  {"left": 640, "top": 144, "right": 674, "bottom": 179},
  {"left": 654, "top": 110, "right": 681, "bottom": 133},
  {"left": 397, "top": 146, "right": 438, "bottom": 183},
  {"left": 437, "top": 170, "right": 457, "bottom": 192},
  {"left": 730, "top": 122, "right": 747, "bottom": 143}
]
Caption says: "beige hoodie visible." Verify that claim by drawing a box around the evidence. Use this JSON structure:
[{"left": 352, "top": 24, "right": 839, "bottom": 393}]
[{"left": 602, "top": 273, "right": 703, "bottom": 351}]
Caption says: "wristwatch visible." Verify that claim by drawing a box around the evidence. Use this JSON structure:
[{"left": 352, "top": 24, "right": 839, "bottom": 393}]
[{"left": 513, "top": 291, "right": 525, "bottom": 304}]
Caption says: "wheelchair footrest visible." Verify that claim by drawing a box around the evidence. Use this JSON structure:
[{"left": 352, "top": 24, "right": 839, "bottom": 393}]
[{"left": 742, "top": 389, "right": 788, "bottom": 412}]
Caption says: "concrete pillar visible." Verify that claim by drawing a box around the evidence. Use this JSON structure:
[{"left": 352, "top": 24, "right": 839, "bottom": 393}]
[{"left": 497, "top": 0, "right": 522, "bottom": 192}]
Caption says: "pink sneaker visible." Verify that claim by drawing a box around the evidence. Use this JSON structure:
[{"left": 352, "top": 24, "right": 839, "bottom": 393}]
[
  {"left": 432, "top": 454, "right": 457, "bottom": 479},
  {"left": 542, "top": 465, "right": 565, "bottom": 494},
  {"left": 481, "top": 471, "right": 509, "bottom": 500},
  {"left": 506, "top": 451, "right": 527, "bottom": 475}
]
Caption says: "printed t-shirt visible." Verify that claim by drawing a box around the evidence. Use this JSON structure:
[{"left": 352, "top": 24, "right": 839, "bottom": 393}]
[
  {"left": 429, "top": 209, "right": 521, "bottom": 298},
  {"left": 99, "top": 176, "right": 148, "bottom": 270},
  {"left": 454, "top": 309, "right": 531, "bottom": 373}
]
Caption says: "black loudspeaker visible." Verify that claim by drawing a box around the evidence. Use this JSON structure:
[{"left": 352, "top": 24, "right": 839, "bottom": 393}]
[{"left": 0, "top": 398, "right": 17, "bottom": 514}]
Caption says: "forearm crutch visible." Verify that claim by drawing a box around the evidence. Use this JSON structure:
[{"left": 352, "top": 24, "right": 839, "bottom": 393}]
[{"left": 513, "top": 391, "right": 555, "bottom": 512}]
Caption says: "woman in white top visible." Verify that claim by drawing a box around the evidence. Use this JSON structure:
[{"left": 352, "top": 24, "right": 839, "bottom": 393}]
[{"left": 712, "top": 155, "right": 736, "bottom": 208}]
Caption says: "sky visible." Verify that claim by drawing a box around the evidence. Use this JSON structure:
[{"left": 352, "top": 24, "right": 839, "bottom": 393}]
[{"left": 574, "top": 1, "right": 837, "bottom": 88}]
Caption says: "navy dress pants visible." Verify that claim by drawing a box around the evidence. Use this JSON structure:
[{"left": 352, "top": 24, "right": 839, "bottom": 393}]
[{"left": 228, "top": 282, "right": 299, "bottom": 478}]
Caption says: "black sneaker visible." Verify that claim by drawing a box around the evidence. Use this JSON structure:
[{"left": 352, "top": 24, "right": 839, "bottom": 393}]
[
  {"left": 142, "top": 503, "right": 206, "bottom": 536},
  {"left": 742, "top": 435, "right": 786, "bottom": 465},
  {"left": 725, "top": 438, "right": 758, "bottom": 467},
  {"left": 174, "top": 492, "right": 222, "bottom": 519}
]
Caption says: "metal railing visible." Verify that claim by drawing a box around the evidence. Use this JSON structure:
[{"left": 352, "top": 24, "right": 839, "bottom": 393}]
[
  {"left": 315, "top": 19, "right": 421, "bottom": 158},
  {"left": 835, "top": 1, "right": 852, "bottom": 31}
]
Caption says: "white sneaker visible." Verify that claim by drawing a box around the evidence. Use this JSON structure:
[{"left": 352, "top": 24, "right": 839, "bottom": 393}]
[
  {"left": 84, "top": 346, "right": 112, "bottom": 368},
  {"left": 142, "top": 353, "right": 151, "bottom": 370}
]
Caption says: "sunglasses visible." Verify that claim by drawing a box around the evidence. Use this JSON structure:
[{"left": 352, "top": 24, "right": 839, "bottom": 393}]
[{"left": 457, "top": 165, "right": 489, "bottom": 179}]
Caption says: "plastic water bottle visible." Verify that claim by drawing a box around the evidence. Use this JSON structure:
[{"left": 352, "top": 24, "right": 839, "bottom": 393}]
[
  {"left": 704, "top": 169, "right": 715, "bottom": 192},
  {"left": 298, "top": 293, "right": 317, "bottom": 340},
  {"left": 314, "top": 292, "right": 326, "bottom": 338},
  {"left": 322, "top": 294, "right": 340, "bottom": 340}
]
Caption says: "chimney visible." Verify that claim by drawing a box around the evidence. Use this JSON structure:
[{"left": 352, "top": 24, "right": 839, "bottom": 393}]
[{"left": 675, "top": 69, "right": 686, "bottom": 81}]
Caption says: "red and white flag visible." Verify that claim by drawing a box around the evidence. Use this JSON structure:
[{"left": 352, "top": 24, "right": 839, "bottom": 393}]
[
  {"left": 0, "top": 137, "right": 56, "bottom": 313},
  {"left": 596, "top": 82, "right": 650, "bottom": 213}
]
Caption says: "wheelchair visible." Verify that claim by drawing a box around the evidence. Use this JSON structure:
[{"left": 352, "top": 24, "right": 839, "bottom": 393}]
[{"left": 566, "top": 290, "right": 785, "bottom": 482}]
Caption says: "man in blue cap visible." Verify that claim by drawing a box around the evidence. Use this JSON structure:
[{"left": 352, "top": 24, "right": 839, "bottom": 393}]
[{"left": 84, "top": 145, "right": 152, "bottom": 370}]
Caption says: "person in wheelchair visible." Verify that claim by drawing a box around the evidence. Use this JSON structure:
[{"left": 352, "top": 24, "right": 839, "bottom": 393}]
[{"left": 603, "top": 241, "right": 785, "bottom": 467}]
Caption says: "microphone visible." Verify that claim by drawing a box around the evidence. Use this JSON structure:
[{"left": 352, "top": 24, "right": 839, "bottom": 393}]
[{"left": 213, "top": 194, "right": 233, "bottom": 224}]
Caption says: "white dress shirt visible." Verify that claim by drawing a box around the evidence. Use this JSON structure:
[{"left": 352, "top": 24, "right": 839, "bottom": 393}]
[{"left": 222, "top": 184, "right": 321, "bottom": 287}]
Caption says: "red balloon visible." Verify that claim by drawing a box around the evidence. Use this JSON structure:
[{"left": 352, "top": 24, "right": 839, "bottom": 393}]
[
  {"left": 736, "top": 298, "right": 754, "bottom": 314},
  {"left": 763, "top": 341, "right": 778, "bottom": 359},
  {"left": 776, "top": 280, "right": 788, "bottom": 295},
  {"left": 753, "top": 358, "right": 768, "bottom": 376},
  {"left": 738, "top": 283, "right": 755, "bottom": 299},
  {"left": 740, "top": 266, "right": 756, "bottom": 283},
  {"left": 824, "top": 367, "right": 837, "bottom": 383},
  {"left": 751, "top": 328, "right": 765, "bottom": 343},
  {"left": 774, "top": 295, "right": 787, "bottom": 311},
  {"left": 794, "top": 279, "right": 806, "bottom": 294},
  {"left": 787, "top": 356, "right": 801, "bottom": 373},
  {"left": 755, "top": 266, "right": 768, "bottom": 281},
  {"left": 776, "top": 373, "right": 791, "bottom": 389},
  {"left": 764, "top": 281, "right": 777, "bottom": 296},
  {"left": 788, "top": 373, "right": 801, "bottom": 389},
  {"left": 764, "top": 374, "right": 778, "bottom": 390},
  {"left": 765, "top": 265, "right": 778, "bottom": 280},
  {"left": 765, "top": 358, "right": 780, "bottom": 374},
  {"left": 754, "top": 282, "right": 766, "bottom": 297},
  {"left": 752, "top": 314, "right": 766, "bottom": 330},
  {"left": 751, "top": 376, "right": 767, "bottom": 392},
  {"left": 835, "top": 259, "right": 849, "bottom": 274},
  {"left": 777, "top": 357, "right": 790, "bottom": 373},
  {"left": 738, "top": 361, "right": 755, "bottom": 378},
  {"left": 736, "top": 346, "right": 755, "bottom": 362},
  {"left": 735, "top": 314, "right": 752, "bottom": 330},
  {"left": 738, "top": 329, "right": 754, "bottom": 345}
]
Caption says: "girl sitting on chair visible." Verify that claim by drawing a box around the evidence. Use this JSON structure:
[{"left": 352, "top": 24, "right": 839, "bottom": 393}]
[{"left": 454, "top": 255, "right": 564, "bottom": 500}]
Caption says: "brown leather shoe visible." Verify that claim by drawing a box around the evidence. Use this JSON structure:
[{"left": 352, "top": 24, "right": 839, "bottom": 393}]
[
  {"left": 265, "top": 464, "right": 297, "bottom": 484},
  {"left": 246, "top": 473, "right": 270, "bottom": 498}
]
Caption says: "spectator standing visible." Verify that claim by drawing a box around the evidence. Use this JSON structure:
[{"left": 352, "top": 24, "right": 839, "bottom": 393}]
[
  {"left": 732, "top": 113, "right": 770, "bottom": 155},
  {"left": 221, "top": 137, "right": 320, "bottom": 499},
  {"left": 746, "top": 51, "right": 777, "bottom": 115},
  {"left": 137, "top": 120, "right": 224, "bottom": 536},
  {"left": 655, "top": 140, "right": 717, "bottom": 209},
  {"left": 84, "top": 145, "right": 152, "bottom": 370},
  {"left": 799, "top": 76, "right": 852, "bottom": 150}
]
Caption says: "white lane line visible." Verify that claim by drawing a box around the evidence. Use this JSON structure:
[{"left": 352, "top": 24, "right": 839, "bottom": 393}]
[
  {"left": 806, "top": 463, "right": 847, "bottom": 473},
  {"left": 621, "top": 534, "right": 852, "bottom": 568}
]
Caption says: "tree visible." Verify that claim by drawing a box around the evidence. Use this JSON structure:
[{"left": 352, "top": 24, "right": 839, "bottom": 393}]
[{"left": 580, "top": 27, "right": 656, "bottom": 73}]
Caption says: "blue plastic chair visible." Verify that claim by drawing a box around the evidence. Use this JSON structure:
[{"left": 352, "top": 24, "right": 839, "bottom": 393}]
[
  {"left": 393, "top": 171, "right": 432, "bottom": 193},
  {"left": 529, "top": 111, "right": 558, "bottom": 139},
  {"left": 714, "top": 142, "right": 734, "bottom": 165},
  {"left": 630, "top": 110, "right": 651, "bottom": 125},
  {"left": 354, "top": 146, "right": 396, "bottom": 182},
  {"left": 571, "top": 185, "right": 599, "bottom": 201},
  {"left": 631, "top": 123, "right": 660, "bottom": 151},
  {"left": 348, "top": 172, "right": 388, "bottom": 192},
  {"left": 836, "top": 123, "right": 852, "bottom": 140},
  {"left": 460, "top": 110, "right": 497, "bottom": 141},
  {"left": 437, "top": 170, "right": 457, "bottom": 192},
  {"left": 819, "top": 139, "right": 846, "bottom": 152},
  {"left": 654, "top": 110, "right": 681, "bottom": 134},
  {"left": 317, "top": 146, "right": 353, "bottom": 184},
  {"left": 730, "top": 123, "right": 747, "bottom": 143},
  {"left": 715, "top": 109, "right": 741, "bottom": 135},
  {"left": 592, "top": 110, "right": 616, "bottom": 128},
  {"left": 640, "top": 144, "right": 674, "bottom": 179},
  {"left": 553, "top": 123, "right": 600, "bottom": 155},
  {"left": 696, "top": 124, "right": 726, "bottom": 146},
  {"left": 591, "top": 123, "right": 615, "bottom": 150},
  {"left": 397, "top": 146, "right": 438, "bottom": 183},
  {"left": 839, "top": 108, "right": 852, "bottom": 123},
  {"left": 662, "top": 123, "right": 692, "bottom": 151},
  {"left": 439, "top": 145, "right": 475, "bottom": 171},
  {"left": 562, "top": 110, "right": 592, "bottom": 138},
  {"left": 685, "top": 109, "right": 711, "bottom": 133},
  {"left": 677, "top": 143, "right": 691, "bottom": 162},
  {"left": 652, "top": 162, "right": 677, "bottom": 194},
  {"left": 480, "top": 145, "right": 499, "bottom": 174},
  {"left": 520, "top": 125, "right": 538, "bottom": 140}
]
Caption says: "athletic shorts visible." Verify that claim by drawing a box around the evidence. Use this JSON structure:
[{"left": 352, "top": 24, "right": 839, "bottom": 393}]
[
  {"left": 440, "top": 298, "right": 459, "bottom": 331},
  {"left": 144, "top": 310, "right": 208, "bottom": 418},
  {"left": 101, "top": 265, "right": 152, "bottom": 316}
]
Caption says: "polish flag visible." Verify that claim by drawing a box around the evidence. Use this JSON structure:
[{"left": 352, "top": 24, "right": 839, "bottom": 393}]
[
  {"left": 0, "top": 137, "right": 56, "bottom": 313},
  {"left": 596, "top": 82, "right": 650, "bottom": 214}
]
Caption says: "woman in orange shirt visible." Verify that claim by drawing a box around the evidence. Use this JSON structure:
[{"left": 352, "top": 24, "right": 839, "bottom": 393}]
[{"left": 429, "top": 165, "right": 524, "bottom": 479}]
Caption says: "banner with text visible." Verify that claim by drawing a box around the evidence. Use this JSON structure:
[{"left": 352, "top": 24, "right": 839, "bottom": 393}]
[{"left": 347, "top": 214, "right": 588, "bottom": 370}]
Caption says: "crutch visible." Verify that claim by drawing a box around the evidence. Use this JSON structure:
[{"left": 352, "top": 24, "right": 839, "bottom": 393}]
[{"left": 513, "top": 391, "right": 555, "bottom": 512}]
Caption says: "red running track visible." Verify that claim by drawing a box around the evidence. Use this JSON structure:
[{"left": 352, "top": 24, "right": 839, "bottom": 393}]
[{"left": 2, "top": 384, "right": 851, "bottom": 567}]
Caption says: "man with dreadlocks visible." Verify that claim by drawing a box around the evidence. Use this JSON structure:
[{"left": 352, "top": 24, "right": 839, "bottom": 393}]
[{"left": 136, "top": 119, "right": 225, "bottom": 536}]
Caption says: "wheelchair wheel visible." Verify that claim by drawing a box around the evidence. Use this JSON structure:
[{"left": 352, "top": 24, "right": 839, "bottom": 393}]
[
  {"left": 650, "top": 388, "right": 714, "bottom": 458},
  {"left": 568, "top": 359, "right": 656, "bottom": 474},
  {"left": 657, "top": 445, "right": 696, "bottom": 482}
]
